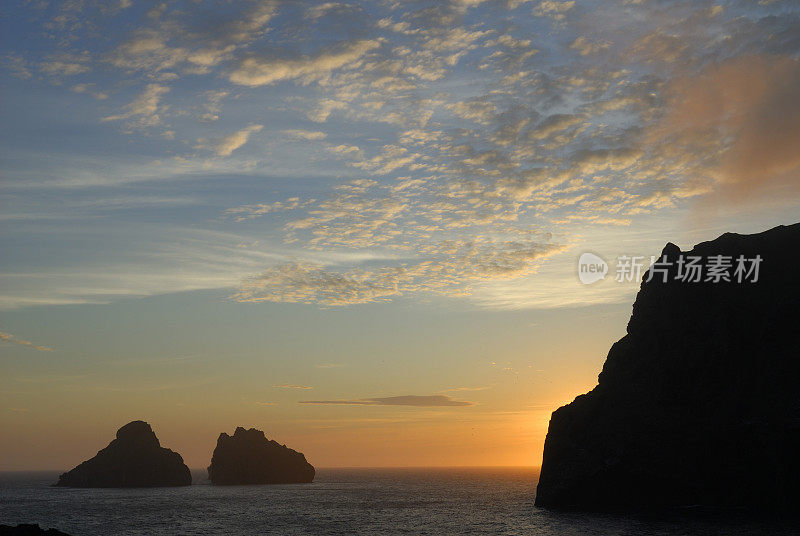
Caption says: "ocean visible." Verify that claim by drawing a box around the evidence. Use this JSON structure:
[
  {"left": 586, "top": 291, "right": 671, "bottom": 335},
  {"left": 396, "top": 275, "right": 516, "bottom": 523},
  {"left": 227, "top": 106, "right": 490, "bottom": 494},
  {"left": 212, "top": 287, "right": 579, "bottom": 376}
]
[{"left": 0, "top": 468, "right": 796, "bottom": 535}]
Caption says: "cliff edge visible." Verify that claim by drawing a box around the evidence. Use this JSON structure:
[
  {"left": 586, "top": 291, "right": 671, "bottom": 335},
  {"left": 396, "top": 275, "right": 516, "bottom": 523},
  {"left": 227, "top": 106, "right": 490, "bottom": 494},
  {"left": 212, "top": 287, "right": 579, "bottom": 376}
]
[{"left": 535, "top": 223, "right": 800, "bottom": 511}]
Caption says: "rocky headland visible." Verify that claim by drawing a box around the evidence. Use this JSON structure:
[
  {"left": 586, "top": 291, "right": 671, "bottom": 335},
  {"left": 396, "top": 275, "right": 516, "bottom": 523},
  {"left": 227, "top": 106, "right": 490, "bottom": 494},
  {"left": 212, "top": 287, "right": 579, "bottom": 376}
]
[{"left": 535, "top": 223, "right": 800, "bottom": 512}]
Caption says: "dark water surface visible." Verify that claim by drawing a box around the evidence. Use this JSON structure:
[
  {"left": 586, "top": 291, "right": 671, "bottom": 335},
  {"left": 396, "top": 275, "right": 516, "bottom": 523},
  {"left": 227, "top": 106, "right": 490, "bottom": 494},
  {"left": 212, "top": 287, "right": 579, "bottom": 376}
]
[{"left": 0, "top": 468, "right": 795, "bottom": 535}]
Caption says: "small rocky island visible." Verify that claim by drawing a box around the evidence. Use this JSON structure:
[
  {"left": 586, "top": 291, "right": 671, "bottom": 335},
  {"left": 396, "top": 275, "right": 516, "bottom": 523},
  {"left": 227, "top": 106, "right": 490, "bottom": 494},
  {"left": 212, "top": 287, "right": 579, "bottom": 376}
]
[
  {"left": 208, "top": 427, "right": 315, "bottom": 485},
  {"left": 54, "top": 420, "right": 191, "bottom": 488},
  {"left": 535, "top": 223, "right": 800, "bottom": 512}
]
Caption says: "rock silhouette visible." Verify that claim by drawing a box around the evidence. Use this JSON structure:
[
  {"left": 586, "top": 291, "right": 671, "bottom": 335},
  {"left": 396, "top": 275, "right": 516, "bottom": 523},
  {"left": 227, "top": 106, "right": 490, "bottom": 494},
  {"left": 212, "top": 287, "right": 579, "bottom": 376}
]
[
  {"left": 208, "top": 427, "right": 315, "bottom": 485},
  {"left": 536, "top": 223, "right": 800, "bottom": 512},
  {"left": 0, "top": 525, "right": 71, "bottom": 536},
  {"left": 54, "top": 421, "right": 191, "bottom": 488}
]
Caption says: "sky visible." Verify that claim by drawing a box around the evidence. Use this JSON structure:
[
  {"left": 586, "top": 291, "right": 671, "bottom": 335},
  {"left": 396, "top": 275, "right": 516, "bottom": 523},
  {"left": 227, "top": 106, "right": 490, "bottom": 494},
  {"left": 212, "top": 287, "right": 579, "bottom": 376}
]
[{"left": 1, "top": 0, "right": 799, "bottom": 470}]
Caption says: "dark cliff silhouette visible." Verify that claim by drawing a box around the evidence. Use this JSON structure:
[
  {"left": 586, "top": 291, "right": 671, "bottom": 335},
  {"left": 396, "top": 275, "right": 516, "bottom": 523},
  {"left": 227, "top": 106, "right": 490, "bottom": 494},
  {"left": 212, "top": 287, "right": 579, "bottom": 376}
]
[
  {"left": 0, "top": 525, "right": 70, "bottom": 536},
  {"left": 54, "top": 421, "right": 191, "bottom": 488},
  {"left": 208, "top": 427, "right": 315, "bottom": 485},
  {"left": 536, "top": 223, "right": 800, "bottom": 512}
]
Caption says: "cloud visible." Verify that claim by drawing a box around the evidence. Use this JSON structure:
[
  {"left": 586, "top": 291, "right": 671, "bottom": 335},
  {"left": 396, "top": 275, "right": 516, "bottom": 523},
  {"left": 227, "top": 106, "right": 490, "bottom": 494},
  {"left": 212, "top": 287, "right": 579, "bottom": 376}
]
[
  {"left": 299, "top": 394, "right": 474, "bottom": 407},
  {"left": 533, "top": 1, "right": 575, "bottom": 20},
  {"left": 305, "top": 2, "right": 356, "bottom": 20},
  {"left": 528, "top": 113, "right": 585, "bottom": 141},
  {"left": 108, "top": 2, "right": 277, "bottom": 75},
  {"left": 0, "top": 331, "right": 52, "bottom": 352},
  {"left": 8, "top": 0, "right": 800, "bottom": 314},
  {"left": 196, "top": 90, "right": 228, "bottom": 122},
  {"left": 235, "top": 261, "right": 402, "bottom": 306},
  {"left": 307, "top": 99, "right": 349, "bottom": 122},
  {"left": 71, "top": 83, "right": 108, "bottom": 100},
  {"left": 224, "top": 198, "right": 305, "bottom": 221},
  {"left": 282, "top": 129, "right": 327, "bottom": 140},
  {"left": 229, "top": 39, "right": 382, "bottom": 87},
  {"left": 570, "top": 36, "right": 609, "bottom": 56},
  {"left": 350, "top": 144, "right": 420, "bottom": 174},
  {"left": 198, "top": 124, "right": 264, "bottom": 156},
  {"left": 102, "top": 83, "right": 170, "bottom": 126},
  {"left": 40, "top": 60, "right": 90, "bottom": 77},
  {"left": 449, "top": 98, "right": 498, "bottom": 124},
  {"left": 273, "top": 384, "right": 313, "bottom": 390},
  {"left": 3, "top": 54, "right": 32, "bottom": 79},
  {"left": 234, "top": 238, "right": 564, "bottom": 306},
  {"left": 655, "top": 55, "right": 800, "bottom": 200}
]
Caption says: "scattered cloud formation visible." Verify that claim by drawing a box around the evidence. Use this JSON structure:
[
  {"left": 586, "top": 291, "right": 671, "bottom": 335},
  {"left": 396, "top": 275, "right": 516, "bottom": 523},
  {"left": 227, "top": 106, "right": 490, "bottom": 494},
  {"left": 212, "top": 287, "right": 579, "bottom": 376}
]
[
  {"left": 234, "top": 239, "right": 564, "bottom": 306},
  {"left": 0, "top": 331, "right": 52, "bottom": 352},
  {"left": 300, "top": 395, "right": 475, "bottom": 407},
  {"left": 3, "top": 0, "right": 799, "bottom": 311}
]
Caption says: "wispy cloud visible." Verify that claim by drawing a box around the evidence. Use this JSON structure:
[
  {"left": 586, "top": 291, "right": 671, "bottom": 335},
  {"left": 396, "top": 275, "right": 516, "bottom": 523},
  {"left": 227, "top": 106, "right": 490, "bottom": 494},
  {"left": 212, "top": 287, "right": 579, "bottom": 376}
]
[
  {"left": 443, "top": 386, "right": 491, "bottom": 392},
  {"left": 654, "top": 55, "right": 800, "bottom": 201},
  {"left": 102, "top": 83, "right": 170, "bottom": 126},
  {"left": 0, "top": 331, "right": 52, "bottom": 352},
  {"left": 229, "top": 39, "right": 381, "bottom": 86},
  {"left": 300, "top": 394, "right": 475, "bottom": 407},
  {"left": 281, "top": 129, "right": 327, "bottom": 140},
  {"left": 198, "top": 124, "right": 264, "bottom": 156},
  {"left": 273, "top": 384, "right": 313, "bottom": 390}
]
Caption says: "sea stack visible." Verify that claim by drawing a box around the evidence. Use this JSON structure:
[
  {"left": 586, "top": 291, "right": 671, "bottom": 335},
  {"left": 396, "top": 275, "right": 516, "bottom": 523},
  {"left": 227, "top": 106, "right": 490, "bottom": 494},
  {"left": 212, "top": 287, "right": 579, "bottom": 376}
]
[
  {"left": 208, "top": 427, "right": 315, "bottom": 485},
  {"left": 54, "top": 420, "right": 191, "bottom": 488},
  {"left": 535, "top": 223, "right": 800, "bottom": 512}
]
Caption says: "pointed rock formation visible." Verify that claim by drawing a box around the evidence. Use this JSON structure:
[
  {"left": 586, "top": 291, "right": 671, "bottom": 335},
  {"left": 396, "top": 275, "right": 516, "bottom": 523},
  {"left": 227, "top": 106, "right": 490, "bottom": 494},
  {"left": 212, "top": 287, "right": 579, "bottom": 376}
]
[
  {"left": 208, "top": 427, "right": 315, "bottom": 485},
  {"left": 535, "top": 223, "right": 800, "bottom": 512},
  {"left": 54, "top": 421, "right": 191, "bottom": 488}
]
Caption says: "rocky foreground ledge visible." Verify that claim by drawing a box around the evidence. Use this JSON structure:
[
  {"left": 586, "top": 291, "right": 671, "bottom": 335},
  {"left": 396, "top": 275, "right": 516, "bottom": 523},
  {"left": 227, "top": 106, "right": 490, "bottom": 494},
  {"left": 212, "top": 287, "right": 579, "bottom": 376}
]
[
  {"left": 208, "top": 427, "right": 315, "bottom": 485},
  {"left": 54, "top": 420, "right": 191, "bottom": 488},
  {"left": 535, "top": 223, "right": 800, "bottom": 512},
  {"left": 0, "top": 524, "right": 71, "bottom": 535}
]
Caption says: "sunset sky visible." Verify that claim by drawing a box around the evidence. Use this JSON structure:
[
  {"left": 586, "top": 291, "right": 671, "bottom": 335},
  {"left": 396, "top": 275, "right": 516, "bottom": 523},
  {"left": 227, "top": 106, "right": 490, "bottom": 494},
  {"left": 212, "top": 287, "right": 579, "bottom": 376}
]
[{"left": 1, "top": 0, "right": 799, "bottom": 470}]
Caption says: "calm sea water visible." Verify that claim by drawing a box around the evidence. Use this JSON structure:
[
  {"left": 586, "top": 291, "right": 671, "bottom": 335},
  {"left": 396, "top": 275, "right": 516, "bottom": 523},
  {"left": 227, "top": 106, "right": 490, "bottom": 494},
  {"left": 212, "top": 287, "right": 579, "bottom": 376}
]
[{"left": 0, "top": 468, "right": 796, "bottom": 535}]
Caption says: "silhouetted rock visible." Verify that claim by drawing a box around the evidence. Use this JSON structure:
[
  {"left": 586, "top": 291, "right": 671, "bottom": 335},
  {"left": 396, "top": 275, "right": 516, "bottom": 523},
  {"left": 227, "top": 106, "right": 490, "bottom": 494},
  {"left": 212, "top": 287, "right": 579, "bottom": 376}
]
[
  {"left": 208, "top": 427, "right": 315, "bottom": 485},
  {"left": 536, "top": 223, "right": 800, "bottom": 512},
  {"left": 54, "top": 420, "right": 191, "bottom": 488},
  {"left": 0, "top": 524, "right": 71, "bottom": 535}
]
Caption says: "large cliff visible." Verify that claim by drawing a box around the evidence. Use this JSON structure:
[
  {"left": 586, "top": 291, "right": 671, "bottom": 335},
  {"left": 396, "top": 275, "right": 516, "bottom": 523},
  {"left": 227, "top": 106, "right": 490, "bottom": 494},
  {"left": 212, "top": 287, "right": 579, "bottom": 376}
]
[
  {"left": 208, "top": 427, "right": 315, "bottom": 485},
  {"left": 54, "top": 421, "right": 191, "bottom": 488},
  {"left": 535, "top": 223, "right": 800, "bottom": 511}
]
